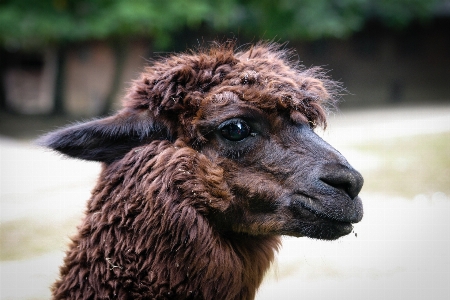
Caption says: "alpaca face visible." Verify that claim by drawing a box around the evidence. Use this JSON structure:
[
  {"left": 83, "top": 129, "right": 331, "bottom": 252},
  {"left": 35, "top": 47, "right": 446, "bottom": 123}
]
[
  {"left": 39, "top": 43, "right": 363, "bottom": 242},
  {"left": 196, "top": 94, "right": 363, "bottom": 240}
]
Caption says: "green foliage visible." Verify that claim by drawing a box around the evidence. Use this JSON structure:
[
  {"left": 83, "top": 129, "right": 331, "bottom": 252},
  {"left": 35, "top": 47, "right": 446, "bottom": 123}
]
[
  {"left": 230, "top": 0, "right": 440, "bottom": 40},
  {"left": 0, "top": 0, "right": 223, "bottom": 49},
  {"left": 231, "top": 0, "right": 367, "bottom": 40},
  {"left": 0, "top": 0, "right": 441, "bottom": 50}
]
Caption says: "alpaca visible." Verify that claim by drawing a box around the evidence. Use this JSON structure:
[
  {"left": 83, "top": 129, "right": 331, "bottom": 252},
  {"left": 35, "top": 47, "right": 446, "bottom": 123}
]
[{"left": 39, "top": 42, "right": 363, "bottom": 300}]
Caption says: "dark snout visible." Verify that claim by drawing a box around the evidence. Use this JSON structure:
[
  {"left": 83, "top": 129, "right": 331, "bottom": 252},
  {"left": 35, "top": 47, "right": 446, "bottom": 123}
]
[
  {"left": 287, "top": 161, "right": 364, "bottom": 239},
  {"left": 311, "top": 162, "right": 364, "bottom": 224},
  {"left": 277, "top": 124, "right": 365, "bottom": 239},
  {"left": 319, "top": 163, "right": 363, "bottom": 200}
]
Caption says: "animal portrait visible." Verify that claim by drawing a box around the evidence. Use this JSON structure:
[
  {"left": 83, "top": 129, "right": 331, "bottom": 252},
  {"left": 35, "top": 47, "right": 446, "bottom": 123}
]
[{"left": 39, "top": 41, "right": 364, "bottom": 300}]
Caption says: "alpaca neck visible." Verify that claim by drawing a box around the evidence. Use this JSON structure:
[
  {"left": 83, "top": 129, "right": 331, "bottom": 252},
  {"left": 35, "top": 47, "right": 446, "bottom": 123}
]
[
  {"left": 53, "top": 198, "right": 280, "bottom": 299},
  {"left": 52, "top": 142, "right": 280, "bottom": 299}
]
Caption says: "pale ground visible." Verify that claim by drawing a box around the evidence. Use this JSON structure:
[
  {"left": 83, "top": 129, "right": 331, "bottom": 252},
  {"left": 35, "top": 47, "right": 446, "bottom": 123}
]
[{"left": 1, "top": 105, "right": 450, "bottom": 300}]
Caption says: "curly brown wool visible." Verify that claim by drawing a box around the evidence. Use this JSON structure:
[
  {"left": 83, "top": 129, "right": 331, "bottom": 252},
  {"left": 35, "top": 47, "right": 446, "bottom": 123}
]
[{"left": 39, "top": 41, "right": 363, "bottom": 299}]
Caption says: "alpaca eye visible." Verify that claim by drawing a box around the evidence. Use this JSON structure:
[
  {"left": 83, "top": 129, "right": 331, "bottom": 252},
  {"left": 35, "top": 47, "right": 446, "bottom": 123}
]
[{"left": 219, "top": 119, "right": 251, "bottom": 141}]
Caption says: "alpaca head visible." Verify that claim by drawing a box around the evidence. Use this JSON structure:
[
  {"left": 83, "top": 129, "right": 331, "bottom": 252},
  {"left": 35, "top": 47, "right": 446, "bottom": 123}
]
[{"left": 39, "top": 42, "right": 363, "bottom": 241}]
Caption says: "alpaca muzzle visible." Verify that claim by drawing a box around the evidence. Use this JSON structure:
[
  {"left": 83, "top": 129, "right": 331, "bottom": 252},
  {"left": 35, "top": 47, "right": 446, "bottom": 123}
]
[{"left": 319, "top": 163, "right": 364, "bottom": 201}]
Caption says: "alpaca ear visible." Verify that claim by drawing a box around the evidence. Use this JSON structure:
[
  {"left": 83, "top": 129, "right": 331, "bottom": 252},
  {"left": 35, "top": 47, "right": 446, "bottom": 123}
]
[{"left": 37, "top": 109, "right": 170, "bottom": 163}]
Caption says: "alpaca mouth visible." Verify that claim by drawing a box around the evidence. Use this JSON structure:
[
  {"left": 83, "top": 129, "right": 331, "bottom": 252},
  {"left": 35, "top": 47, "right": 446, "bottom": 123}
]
[{"left": 288, "top": 194, "right": 356, "bottom": 240}]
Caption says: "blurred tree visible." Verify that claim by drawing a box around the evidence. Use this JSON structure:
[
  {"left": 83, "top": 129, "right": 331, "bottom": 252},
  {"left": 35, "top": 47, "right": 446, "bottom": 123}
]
[
  {"left": 0, "top": 0, "right": 441, "bottom": 50},
  {"left": 0, "top": 0, "right": 442, "bottom": 114},
  {"left": 0, "top": 0, "right": 218, "bottom": 50},
  {"left": 221, "top": 0, "right": 441, "bottom": 40}
]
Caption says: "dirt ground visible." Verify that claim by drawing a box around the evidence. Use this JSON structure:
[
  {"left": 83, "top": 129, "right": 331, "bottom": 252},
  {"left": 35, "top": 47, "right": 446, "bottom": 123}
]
[{"left": 1, "top": 105, "right": 449, "bottom": 300}]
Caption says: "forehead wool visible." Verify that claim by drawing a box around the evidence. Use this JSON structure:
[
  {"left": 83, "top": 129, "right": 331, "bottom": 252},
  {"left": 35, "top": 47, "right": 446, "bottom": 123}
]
[{"left": 126, "top": 42, "right": 340, "bottom": 129}]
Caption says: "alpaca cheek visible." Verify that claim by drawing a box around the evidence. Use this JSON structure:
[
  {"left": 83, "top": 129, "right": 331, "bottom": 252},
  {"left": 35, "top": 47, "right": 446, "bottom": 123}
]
[{"left": 191, "top": 153, "right": 233, "bottom": 212}]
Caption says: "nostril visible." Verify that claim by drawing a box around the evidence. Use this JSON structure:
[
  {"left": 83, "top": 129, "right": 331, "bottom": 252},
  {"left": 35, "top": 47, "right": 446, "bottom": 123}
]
[
  {"left": 321, "top": 178, "right": 354, "bottom": 198},
  {"left": 320, "top": 165, "right": 364, "bottom": 199}
]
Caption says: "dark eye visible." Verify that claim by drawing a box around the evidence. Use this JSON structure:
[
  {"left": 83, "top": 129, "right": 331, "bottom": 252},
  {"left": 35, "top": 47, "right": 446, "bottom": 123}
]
[{"left": 219, "top": 119, "right": 251, "bottom": 141}]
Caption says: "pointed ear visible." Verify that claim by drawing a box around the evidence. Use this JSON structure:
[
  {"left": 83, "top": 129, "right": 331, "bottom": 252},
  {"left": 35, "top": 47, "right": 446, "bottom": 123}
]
[{"left": 37, "top": 109, "right": 170, "bottom": 163}]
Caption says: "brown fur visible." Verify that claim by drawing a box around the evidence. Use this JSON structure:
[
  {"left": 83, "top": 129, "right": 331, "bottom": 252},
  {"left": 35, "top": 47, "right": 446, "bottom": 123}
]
[
  {"left": 40, "top": 41, "right": 363, "bottom": 299},
  {"left": 53, "top": 140, "right": 278, "bottom": 299}
]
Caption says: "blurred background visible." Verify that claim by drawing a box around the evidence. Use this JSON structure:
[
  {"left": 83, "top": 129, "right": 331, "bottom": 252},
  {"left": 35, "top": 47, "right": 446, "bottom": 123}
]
[{"left": 0, "top": 1, "right": 449, "bottom": 299}]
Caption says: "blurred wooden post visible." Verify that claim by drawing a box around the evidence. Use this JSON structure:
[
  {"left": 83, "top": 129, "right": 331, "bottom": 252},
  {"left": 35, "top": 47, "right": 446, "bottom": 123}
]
[
  {"left": 52, "top": 46, "right": 66, "bottom": 115},
  {"left": 100, "top": 41, "right": 128, "bottom": 116}
]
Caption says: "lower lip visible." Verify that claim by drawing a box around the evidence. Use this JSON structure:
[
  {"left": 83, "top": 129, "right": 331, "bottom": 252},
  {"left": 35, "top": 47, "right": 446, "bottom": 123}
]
[
  {"left": 308, "top": 215, "right": 354, "bottom": 238},
  {"left": 333, "top": 221, "right": 354, "bottom": 234}
]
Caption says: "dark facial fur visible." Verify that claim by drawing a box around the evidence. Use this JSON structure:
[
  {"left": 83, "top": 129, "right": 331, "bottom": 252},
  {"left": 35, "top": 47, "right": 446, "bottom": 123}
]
[{"left": 38, "top": 41, "right": 363, "bottom": 299}]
